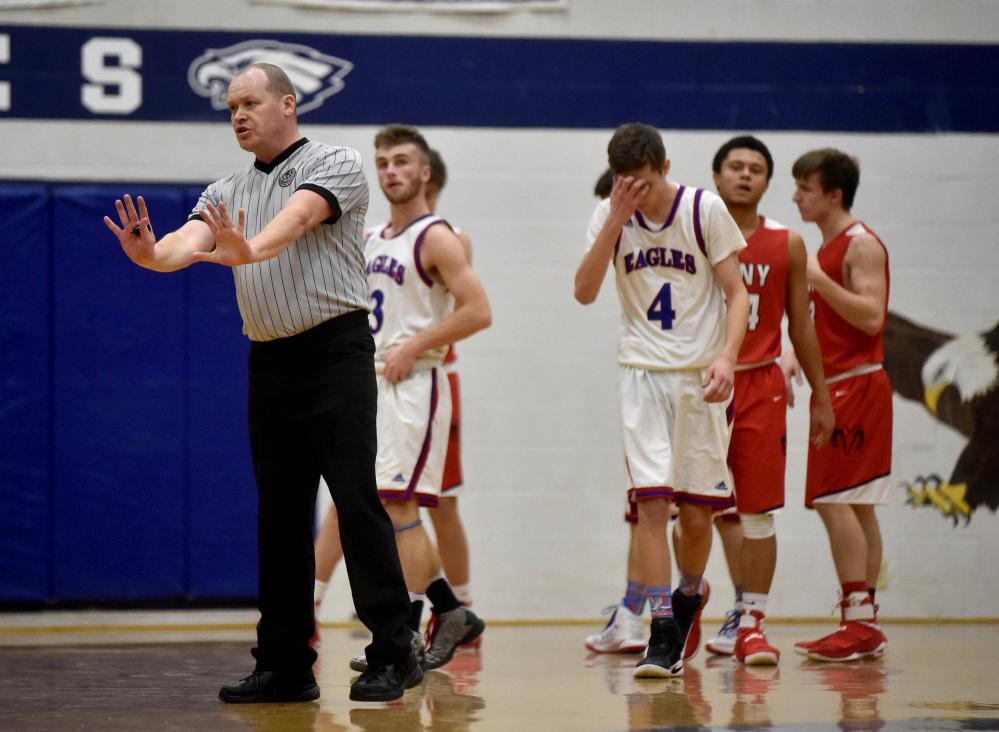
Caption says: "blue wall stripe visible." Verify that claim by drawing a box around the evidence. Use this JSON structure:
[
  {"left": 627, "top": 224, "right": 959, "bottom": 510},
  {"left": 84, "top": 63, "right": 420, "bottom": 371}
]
[{"left": 0, "top": 25, "right": 997, "bottom": 131}]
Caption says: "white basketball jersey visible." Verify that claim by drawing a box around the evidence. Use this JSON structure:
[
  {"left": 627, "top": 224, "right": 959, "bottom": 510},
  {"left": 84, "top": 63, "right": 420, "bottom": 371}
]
[
  {"left": 365, "top": 214, "right": 454, "bottom": 372},
  {"left": 586, "top": 185, "right": 746, "bottom": 370}
]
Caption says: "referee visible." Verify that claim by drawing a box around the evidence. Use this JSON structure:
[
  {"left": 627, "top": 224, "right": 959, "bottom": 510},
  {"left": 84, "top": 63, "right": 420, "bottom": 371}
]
[{"left": 104, "top": 63, "right": 421, "bottom": 703}]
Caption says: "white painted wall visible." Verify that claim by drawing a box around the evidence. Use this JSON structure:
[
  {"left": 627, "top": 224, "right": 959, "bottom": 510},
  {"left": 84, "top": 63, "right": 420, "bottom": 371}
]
[{"left": 3, "top": 0, "right": 997, "bottom": 621}]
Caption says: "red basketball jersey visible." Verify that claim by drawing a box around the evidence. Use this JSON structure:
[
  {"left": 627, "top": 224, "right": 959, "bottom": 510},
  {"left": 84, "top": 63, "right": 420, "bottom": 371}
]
[
  {"left": 738, "top": 216, "right": 789, "bottom": 364},
  {"left": 811, "top": 222, "right": 890, "bottom": 377}
]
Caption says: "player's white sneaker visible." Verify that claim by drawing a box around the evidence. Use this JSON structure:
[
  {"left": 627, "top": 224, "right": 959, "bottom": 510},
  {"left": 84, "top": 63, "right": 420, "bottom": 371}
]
[
  {"left": 705, "top": 608, "right": 741, "bottom": 655},
  {"left": 586, "top": 604, "right": 646, "bottom": 654}
]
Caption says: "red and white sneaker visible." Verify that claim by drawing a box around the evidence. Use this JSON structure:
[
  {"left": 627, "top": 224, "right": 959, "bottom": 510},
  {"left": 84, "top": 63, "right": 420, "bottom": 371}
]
[
  {"left": 794, "top": 634, "right": 825, "bottom": 653},
  {"left": 794, "top": 592, "right": 888, "bottom": 662},
  {"left": 796, "top": 595, "right": 886, "bottom": 662},
  {"left": 733, "top": 610, "right": 779, "bottom": 666},
  {"left": 799, "top": 620, "right": 887, "bottom": 662}
]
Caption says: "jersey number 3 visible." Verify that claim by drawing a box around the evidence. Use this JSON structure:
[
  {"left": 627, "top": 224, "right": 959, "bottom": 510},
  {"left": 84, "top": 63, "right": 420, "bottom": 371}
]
[
  {"left": 647, "top": 284, "right": 677, "bottom": 330},
  {"left": 369, "top": 290, "right": 385, "bottom": 334}
]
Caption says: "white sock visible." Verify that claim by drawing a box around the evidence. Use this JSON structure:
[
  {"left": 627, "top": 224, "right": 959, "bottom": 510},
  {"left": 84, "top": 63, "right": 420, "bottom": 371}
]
[
  {"left": 409, "top": 591, "right": 426, "bottom": 604},
  {"left": 843, "top": 590, "right": 875, "bottom": 621},
  {"left": 314, "top": 579, "right": 328, "bottom": 606},
  {"left": 740, "top": 592, "right": 768, "bottom": 628},
  {"left": 451, "top": 583, "right": 473, "bottom": 605}
]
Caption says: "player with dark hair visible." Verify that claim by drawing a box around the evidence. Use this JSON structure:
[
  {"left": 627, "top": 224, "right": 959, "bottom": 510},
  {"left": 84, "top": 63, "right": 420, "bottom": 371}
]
[
  {"left": 423, "top": 148, "right": 478, "bottom": 636},
  {"left": 703, "top": 135, "right": 834, "bottom": 664},
  {"left": 357, "top": 124, "right": 490, "bottom": 671},
  {"left": 784, "top": 148, "right": 891, "bottom": 662},
  {"left": 584, "top": 168, "right": 648, "bottom": 656},
  {"left": 312, "top": 145, "right": 481, "bottom": 653},
  {"left": 594, "top": 168, "right": 614, "bottom": 200},
  {"left": 575, "top": 123, "right": 750, "bottom": 677}
]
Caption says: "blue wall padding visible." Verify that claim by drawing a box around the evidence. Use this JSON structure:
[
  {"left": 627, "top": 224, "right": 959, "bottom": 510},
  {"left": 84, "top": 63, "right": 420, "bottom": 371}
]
[
  {"left": 183, "top": 189, "right": 258, "bottom": 598},
  {"left": 0, "top": 185, "right": 53, "bottom": 602},
  {"left": 0, "top": 183, "right": 258, "bottom": 604},
  {"left": 51, "top": 187, "right": 188, "bottom": 600}
]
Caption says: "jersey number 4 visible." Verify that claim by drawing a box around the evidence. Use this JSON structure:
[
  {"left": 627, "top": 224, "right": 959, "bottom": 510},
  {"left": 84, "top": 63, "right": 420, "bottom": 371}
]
[
  {"left": 647, "top": 284, "right": 677, "bottom": 330},
  {"left": 747, "top": 293, "right": 761, "bottom": 331}
]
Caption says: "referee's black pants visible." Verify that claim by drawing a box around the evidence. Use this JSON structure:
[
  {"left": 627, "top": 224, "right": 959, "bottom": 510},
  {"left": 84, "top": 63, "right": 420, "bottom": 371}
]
[{"left": 246, "top": 309, "right": 412, "bottom": 673}]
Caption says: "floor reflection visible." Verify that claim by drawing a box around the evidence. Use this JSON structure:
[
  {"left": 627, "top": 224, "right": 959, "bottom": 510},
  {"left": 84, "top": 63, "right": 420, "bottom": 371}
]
[
  {"left": 800, "top": 659, "right": 888, "bottom": 731},
  {"left": 325, "top": 649, "right": 486, "bottom": 732},
  {"left": 2, "top": 621, "right": 998, "bottom": 731},
  {"left": 627, "top": 666, "right": 713, "bottom": 730},
  {"left": 727, "top": 663, "right": 781, "bottom": 729}
]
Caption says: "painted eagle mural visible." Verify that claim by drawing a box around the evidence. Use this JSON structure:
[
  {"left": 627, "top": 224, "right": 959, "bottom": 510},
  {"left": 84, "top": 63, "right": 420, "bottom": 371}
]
[{"left": 882, "top": 312, "right": 999, "bottom": 523}]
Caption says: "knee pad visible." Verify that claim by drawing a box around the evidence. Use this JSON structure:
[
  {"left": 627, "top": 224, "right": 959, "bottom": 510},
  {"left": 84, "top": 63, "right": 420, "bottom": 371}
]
[{"left": 741, "top": 513, "right": 775, "bottom": 540}]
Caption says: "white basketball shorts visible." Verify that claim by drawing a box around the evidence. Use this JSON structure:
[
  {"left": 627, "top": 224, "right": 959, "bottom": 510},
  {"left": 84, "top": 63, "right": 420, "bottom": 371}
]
[
  {"left": 375, "top": 366, "right": 452, "bottom": 507},
  {"left": 619, "top": 365, "right": 734, "bottom": 507}
]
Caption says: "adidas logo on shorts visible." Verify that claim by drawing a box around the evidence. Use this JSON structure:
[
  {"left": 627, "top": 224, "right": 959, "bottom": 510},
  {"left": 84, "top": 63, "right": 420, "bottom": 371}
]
[{"left": 392, "top": 474, "right": 406, "bottom": 483}]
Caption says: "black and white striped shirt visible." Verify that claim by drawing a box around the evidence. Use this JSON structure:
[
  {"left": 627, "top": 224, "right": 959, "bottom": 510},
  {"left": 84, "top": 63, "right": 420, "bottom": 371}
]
[{"left": 191, "top": 138, "right": 370, "bottom": 341}]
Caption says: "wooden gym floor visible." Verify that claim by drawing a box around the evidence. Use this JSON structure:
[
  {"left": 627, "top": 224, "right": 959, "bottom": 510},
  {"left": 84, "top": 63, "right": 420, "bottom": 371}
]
[{"left": 1, "top": 612, "right": 998, "bottom": 731}]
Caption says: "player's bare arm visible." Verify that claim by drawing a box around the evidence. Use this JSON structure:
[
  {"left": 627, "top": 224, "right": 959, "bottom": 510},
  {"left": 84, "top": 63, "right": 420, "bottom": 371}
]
[
  {"left": 780, "top": 348, "right": 803, "bottom": 407},
  {"left": 456, "top": 228, "right": 473, "bottom": 264},
  {"left": 785, "top": 231, "right": 834, "bottom": 448},
  {"left": 192, "top": 188, "right": 334, "bottom": 267},
  {"left": 574, "top": 175, "right": 649, "bottom": 304},
  {"left": 104, "top": 194, "right": 215, "bottom": 272},
  {"left": 382, "top": 223, "right": 492, "bottom": 384},
  {"left": 703, "top": 251, "right": 749, "bottom": 402},
  {"left": 806, "top": 232, "right": 887, "bottom": 335}
]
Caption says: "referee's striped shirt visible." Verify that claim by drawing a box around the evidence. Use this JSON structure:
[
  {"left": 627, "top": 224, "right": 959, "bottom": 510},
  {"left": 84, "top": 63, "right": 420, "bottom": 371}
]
[{"left": 190, "top": 138, "right": 370, "bottom": 341}]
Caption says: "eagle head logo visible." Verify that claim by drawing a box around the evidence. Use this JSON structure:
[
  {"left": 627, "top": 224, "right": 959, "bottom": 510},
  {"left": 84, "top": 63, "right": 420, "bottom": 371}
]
[{"left": 187, "top": 39, "right": 354, "bottom": 115}]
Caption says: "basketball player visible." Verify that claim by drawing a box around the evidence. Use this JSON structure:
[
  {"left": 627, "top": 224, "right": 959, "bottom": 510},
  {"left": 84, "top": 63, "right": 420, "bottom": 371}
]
[
  {"left": 103, "top": 63, "right": 421, "bottom": 703},
  {"left": 312, "top": 148, "right": 479, "bottom": 648},
  {"left": 701, "top": 136, "right": 834, "bottom": 665},
  {"left": 784, "top": 148, "right": 891, "bottom": 662},
  {"left": 359, "top": 124, "right": 490, "bottom": 671},
  {"left": 587, "top": 163, "right": 747, "bottom": 661},
  {"left": 584, "top": 168, "right": 648, "bottom": 656},
  {"left": 574, "top": 123, "right": 750, "bottom": 678},
  {"left": 423, "top": 149, "right": 478, "bottom": 629}
]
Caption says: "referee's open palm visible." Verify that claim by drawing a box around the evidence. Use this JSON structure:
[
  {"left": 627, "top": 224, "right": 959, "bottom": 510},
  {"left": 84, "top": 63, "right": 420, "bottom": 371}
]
[
  {"left": 105, "top": 194, "right": 156, "bottom": 267},
  {"left": 193, "top": 201, "right": 252, "bottom": 267}
]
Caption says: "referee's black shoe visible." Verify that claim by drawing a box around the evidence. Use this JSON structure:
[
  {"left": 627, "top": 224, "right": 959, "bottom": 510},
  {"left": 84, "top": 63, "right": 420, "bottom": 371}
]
[
  {"left": 219, "top": 669, "right": 320, "bottom": 703},
  {"left": 349, "top": 649, "right": 424, "bottom": 702}
]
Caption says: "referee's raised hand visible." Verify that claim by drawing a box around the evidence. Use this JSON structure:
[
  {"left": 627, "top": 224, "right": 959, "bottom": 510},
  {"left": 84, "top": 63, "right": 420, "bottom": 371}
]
[
  {"left": 105, "top": 194, "right": 156, "bottom": 267},
  {"left": 193, "top": 201, "right": 253, "bottom": 266}
]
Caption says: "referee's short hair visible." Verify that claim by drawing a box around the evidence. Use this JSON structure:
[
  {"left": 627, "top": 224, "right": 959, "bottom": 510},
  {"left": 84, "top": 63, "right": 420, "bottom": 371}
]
[
  {"left": 234, "top": 63, "right": 297, "bottom": 104},
  {"left": 374, "top": 124, "right": 431, "bottom": 163}
]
